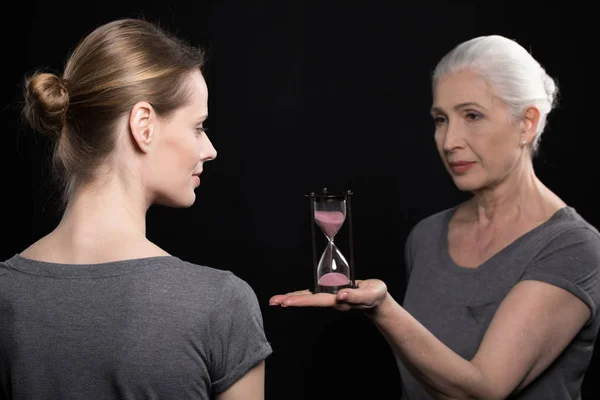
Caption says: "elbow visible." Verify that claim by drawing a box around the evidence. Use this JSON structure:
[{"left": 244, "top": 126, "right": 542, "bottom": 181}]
[
  {"left": 427, "top": 377, "right": 506, "bottom": 400},
  {"left": 424, "top": 386, "right": 484, "bottom": 400},
  {"left": 448, "top": 384, "right": 505, "bottom": 400},
  {"left": 436, "top": 391, "right": 503, "bottom": 400},
  {"left": 454, "top": 385, "right": 506, "bottom": 400},
  {"left": 423, "top": 362, "right": 509, "bottom": 400},
  {"left": 454, "top": 366, "right": 508, "bottom": 400}
]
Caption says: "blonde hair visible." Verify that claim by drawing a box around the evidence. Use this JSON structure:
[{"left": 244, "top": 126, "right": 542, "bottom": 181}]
[{"left": 22, "top": 18, "right": 206, "bottom": 206}]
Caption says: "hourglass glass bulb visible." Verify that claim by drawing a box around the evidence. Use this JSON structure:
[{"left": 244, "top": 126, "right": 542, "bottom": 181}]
[
  {"left": 317, "top": 243, "right": 351, "bottom": 293},
  {"left": 314, "top": 210, "right": 345, "bottom": 238}
]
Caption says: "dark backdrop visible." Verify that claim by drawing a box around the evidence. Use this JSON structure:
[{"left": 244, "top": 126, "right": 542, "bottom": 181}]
[{"left": 1, "top": 1, "right": 597, "bottom": 399}]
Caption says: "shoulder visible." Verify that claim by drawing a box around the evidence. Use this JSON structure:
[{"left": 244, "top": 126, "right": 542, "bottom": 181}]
[
  {"left": 171, "top": 257, "right": 259, "bottom": 300},
  {"left": 163, "top": 257, "right": 255, "bottom": 297},
  {"left": 0, "top": 258, "right": 10, "bottom": 277},
  {"left": 520, "top": 208, "right": 600, "bottom": 320},
  {"left": 535, "top": 207, "right": 600, "bottom": 257},
  {"left": 167, "top": 257, "right": 235, "bottom": 281},
  {"left": 523, "top": 207, "right": 600, "bottom": 294}
]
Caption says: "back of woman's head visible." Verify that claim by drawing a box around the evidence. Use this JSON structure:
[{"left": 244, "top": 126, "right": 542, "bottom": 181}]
[
  {"left": 22, "top": 18, "right": 206, "bottom": 205},
  {"left": 432, "top": 35, "right": 558, "bottom": 154}
]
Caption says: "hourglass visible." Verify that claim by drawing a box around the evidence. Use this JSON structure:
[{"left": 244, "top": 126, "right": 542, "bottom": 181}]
[{"left": 307, "top": 188, "right": 356, "bottom": 294}]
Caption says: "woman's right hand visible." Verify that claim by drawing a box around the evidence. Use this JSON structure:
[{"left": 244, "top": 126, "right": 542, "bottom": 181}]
[{"left": 269, "top": 279, "right": 388, "bottom": 312}]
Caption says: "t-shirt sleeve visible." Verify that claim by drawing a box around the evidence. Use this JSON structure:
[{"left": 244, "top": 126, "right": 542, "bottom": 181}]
[
  {"left": 521, "top": 227, "right": 600, "bottom": 323},
  {"left": 404, "top": 226, "right": 416, "bottom": 281},
  {"left": 403, "top": 215, "right": 430, "bottom": 282},
  {"left": 208, "top": 272, "right": 273, "bottom": 394}
]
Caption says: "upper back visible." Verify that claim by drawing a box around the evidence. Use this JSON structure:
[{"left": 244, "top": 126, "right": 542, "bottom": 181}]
[{"left": 0, "top": 254, "right": 272, "bottom": 399}]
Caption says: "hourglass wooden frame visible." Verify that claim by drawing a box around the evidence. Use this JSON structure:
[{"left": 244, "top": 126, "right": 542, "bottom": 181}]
[{"left": 307, "top": 188, "right": 356, "bottom": 293}]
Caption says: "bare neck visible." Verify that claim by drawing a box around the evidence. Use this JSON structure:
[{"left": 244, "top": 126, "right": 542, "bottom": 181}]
[
  {"left": 467, "top": 160, "right": 564, "bottom": 228},
  {"left": 59, "top": 178, "right": 148, "bottom": 239},
  {"left": 22, "top": 175, "right": 168, "bottom": 264}
]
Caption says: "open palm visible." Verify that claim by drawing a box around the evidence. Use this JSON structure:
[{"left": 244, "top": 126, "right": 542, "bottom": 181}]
[{"left": 269, "top": 279, "right": 388, "bottom": 312}]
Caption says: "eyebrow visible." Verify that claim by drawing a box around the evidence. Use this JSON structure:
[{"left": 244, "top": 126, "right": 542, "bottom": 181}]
[
  {"left": 195, "top": 115, "right": 208, "bottom": 123},
  {"left": 430, "top": 102, "right": 486, "bottom": 114}
]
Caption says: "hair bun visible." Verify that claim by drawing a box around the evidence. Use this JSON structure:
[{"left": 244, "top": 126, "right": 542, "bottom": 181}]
[
  {"left": 542, "top": 71, "right": 558, "bottom": 110},
  {"left": 23, "top": 72, "right": 69, "bottom": 138}
]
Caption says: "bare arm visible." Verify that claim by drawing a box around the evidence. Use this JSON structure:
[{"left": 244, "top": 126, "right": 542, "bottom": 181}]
[
  {"left": 369, "top": 280, "right": 590, "bottom": 400},
  {"left": 271, "top": 278, "right": 590, "bottom": 399},
  {"left": 216, "top": 361, "right": 266, "bottom": 400}
]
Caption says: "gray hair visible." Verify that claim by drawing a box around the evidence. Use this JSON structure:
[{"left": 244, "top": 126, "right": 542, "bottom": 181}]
[{"left": 432, "top": 35, "right": 558, "bottom": 153}]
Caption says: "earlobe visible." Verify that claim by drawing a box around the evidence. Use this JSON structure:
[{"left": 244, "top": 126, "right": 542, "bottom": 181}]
[{"left": 129, "top": 102, "right": 155, "bottom": 152}]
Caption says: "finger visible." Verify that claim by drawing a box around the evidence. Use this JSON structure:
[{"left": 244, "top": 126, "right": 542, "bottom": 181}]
[
  {"left": 281, "top": 293, "right": 337, "bottom": 307},
  {"left": 268, "top": 295, "right": 285, "bottom": 305},
  {"left": 269, "top": 290, "right": 312, "bottom": 305},
  {"left": 284, "top": 289, "right": 313, "bottom": 296}
]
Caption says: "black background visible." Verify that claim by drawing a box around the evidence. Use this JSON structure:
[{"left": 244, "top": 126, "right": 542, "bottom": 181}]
[{"left": 1, "top": 1, "right": 597, "bottom": 399}]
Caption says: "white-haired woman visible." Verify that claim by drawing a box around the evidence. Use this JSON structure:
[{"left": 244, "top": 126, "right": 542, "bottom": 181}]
[{"left": 270, "top": 35, "right": 600, "bottom": 400}]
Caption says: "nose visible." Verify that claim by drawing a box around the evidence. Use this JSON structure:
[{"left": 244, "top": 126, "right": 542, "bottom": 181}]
[
  {"left": 202, "top": 135, "right": 217, "bottom": 161},
  {"left": 442, "top": 119, "right": 465, "bottom": 153}
]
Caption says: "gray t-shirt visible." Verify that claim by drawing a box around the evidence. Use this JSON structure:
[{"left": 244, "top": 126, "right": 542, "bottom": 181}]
[
  {"left": 401, "top": 206, "right": 600, "bottom": 400},
  {"left": 0, "top": 255, "right": 272, "bottom": 400}
]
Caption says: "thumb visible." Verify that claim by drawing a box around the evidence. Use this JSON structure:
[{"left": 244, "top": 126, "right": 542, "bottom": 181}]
[{"left": 336, "top": 287, "right": 366, "bottom": 305}]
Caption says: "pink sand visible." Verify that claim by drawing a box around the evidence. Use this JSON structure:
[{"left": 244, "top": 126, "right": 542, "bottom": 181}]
[
  {"left": 318, "top": 272, "right": 350, "bottom": 286},
  {"left": 314, "top": 210, "right": 345, "bottom": 238}
]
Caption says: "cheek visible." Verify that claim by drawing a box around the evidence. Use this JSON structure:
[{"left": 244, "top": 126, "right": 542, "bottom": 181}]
[
  {"left": 479, "top": 132, "right": 519, "bottom": 169},
  {"left": 179, "top": 135, "right": 201, "bottom": 161},
  {"left": 159, "top": 137, "right": 197, "bottom": 173}
]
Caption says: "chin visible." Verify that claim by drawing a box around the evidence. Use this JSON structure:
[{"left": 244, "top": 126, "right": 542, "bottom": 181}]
[
  {"left": 174, "top": 196, "right": 197, "bottom": 208},
  {"left": 154, "top": 192, "right": 197, "bottom": 208},
  {"left": 451, "top": 176, "right": 483, "bottom": 192}
]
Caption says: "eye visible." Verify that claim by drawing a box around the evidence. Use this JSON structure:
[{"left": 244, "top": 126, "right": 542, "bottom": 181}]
[
  {"left": 465, "top": 111, "right": 482, "bottom": 121},
  {"left": 432, "top": 115, "right": 447, "bottom": 126},
  {"left": 195, "top": 127, "right": 207, "bottom": 136}
]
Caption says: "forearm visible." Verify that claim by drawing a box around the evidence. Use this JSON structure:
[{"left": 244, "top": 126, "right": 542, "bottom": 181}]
[{"left": 367, "top": 294, "right": 498, "bottom": 400}]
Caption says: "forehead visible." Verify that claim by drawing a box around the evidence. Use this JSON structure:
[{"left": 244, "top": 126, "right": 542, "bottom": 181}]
[
  {"left": 170, "top": 70, "right": 208, "bottom": 119},
  {"left": 187, "top": 70, "right": 208, "bottom": 108},
  {"left": 432, "top": 69, "right": 496, "bottom": 108}
]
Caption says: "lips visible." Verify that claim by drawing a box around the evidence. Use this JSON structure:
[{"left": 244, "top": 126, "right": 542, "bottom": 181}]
[
  {"left": 449, "top": 160, "right": 473, "bottom": 166},
  {"left": 448, "top": 161, "right": 475, "bottom": 173},
  {"left": 192, "top": 171, "right": 202, "bottom": 186}
]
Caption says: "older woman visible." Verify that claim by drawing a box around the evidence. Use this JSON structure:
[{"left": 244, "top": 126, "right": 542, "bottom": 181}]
[{"left": 270, "top": 35, "right": 600, "bottom": 400}]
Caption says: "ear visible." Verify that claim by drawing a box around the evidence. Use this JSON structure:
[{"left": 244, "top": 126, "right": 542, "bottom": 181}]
[
  {"left": 129, "top": 101, "right": 156, "bottom": 153},
  {"left": 520, "top": 105, "right": 540, "bottom": 146}
]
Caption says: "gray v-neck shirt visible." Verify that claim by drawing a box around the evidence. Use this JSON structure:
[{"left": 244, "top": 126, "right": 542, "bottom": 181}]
[{"left": 401, "top": 206, "right": 600, "bottom": 399}]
